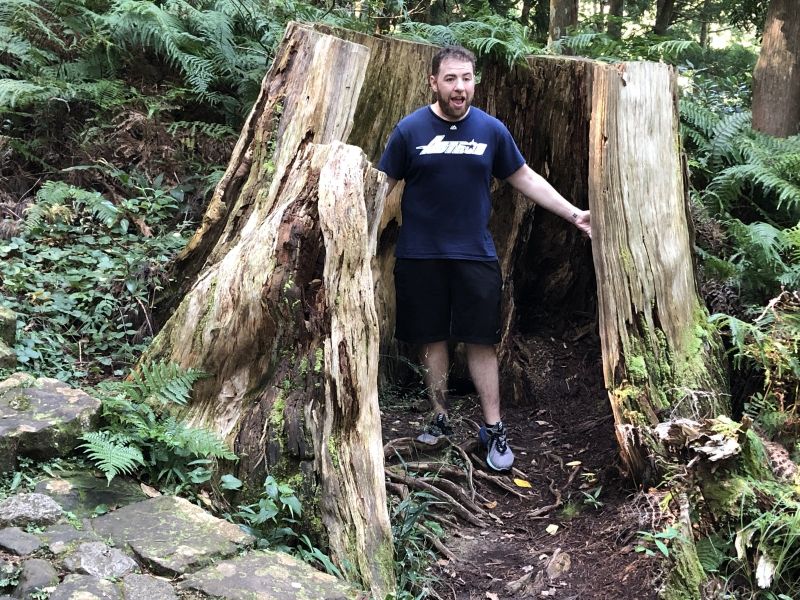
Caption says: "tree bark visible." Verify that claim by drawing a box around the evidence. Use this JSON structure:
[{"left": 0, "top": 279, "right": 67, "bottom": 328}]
[
  {"left": 752, "top": 0, "right": 800, "bottom": 137},
  {"left": 588, "top": 62, "right": 728, "bottom": 482},
  {"left": 549, "top": 0, "right": 578, "bottom": 42},
  {"left": 607, "top": 0, "right": 624, "bottom": 38},
  {"left": 654, "top": 0, "right": 676, "bottom": 34},
  {"left": 475, "top": 56, "right": 595, "bottom": 402},
  {"left": 142, "top": 24, "right": 395, "bottom": 597}
]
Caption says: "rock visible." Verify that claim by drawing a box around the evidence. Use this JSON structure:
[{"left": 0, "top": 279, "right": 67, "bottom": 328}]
[
  {"left": 179, "top": 550, "right": 354, "bottom": 599},
  {"left": 40, "top": 522, "right": 101, "bottom": 555},
  {"left": 50, "top": 574, "right": 120, "bottom": 600},
  {"left": 545, "top": 551, "right": 571, "bottom": 580},
  {"left": 0, "top": 493, "right": 62, "bottom": 527},
  {"left": 0, "top": 344, "right": 13, "bottom": 370},
  {"left": 0, "top": 375, "right": 101, "bottom": 472},
  {"left": 121, "top": 574, "right": 176, "bottom": 600},
  {"left": 0, "top": 527, "right": 42, "bottom": 556},
  {"left": 91, "top": 495, "right": 254, "bottom": 576},
  {"left": 0, "top": 307, "right": 15, "bottom": 346},
  {"left": 35, "top": 473, "right": 146, "bottom": 518},
  {"left": 62, "top": 542, "right": 137, "bottom": 579},
  {"left": 12, "top": 559, "right": 59, "bottom": 599}
]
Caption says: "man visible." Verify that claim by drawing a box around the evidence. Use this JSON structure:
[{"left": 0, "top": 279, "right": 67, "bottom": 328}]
[{"left": 378, "top": 46, "right": 591, "bottom": 471}]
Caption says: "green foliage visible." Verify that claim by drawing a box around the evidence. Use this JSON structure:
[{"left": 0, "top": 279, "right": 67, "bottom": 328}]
[
  {"left": 80, "top": 431, "right": 145, "bottom": 484},
  {"left": 394, "top": 15, "right": 541, "bottom": 67},
  {"left": 0, "top": 179, "right": 191, "bottom": 382},
  {"left": 388, "top": 491, "right": 441, "bottom": 598},
  {"left": 226, "top": 475, "right": 342, "bottom": 577},
  {"left": 635, "top": 525, "right": 685, "bottom": 558},
  {"left": 710, "top": 291, "right": 800, "bottom": 442},
  {"left": 83, "top": 360, "right": 237, "bottom": 488}
]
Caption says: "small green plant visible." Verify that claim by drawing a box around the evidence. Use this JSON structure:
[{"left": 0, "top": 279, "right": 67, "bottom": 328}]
[
  {"left": 581, "top": 485, "right": 604, "bottom": 509},
  {"left": 80, "top": 361, "right": 237, "bottom": 488},
  {"left": 389, "top": 491, "right": 441, "bottom": 598},
  {"left": 230, "top": 475, "right": 303, "bottom": 550},
  {"left": 635, "top": 525, "right": 684, "bottom": 558}
]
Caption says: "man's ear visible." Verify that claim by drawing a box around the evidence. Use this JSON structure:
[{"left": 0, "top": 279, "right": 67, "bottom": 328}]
[{"left": 429, "top": 74, "right": 436, "bottom": 90}]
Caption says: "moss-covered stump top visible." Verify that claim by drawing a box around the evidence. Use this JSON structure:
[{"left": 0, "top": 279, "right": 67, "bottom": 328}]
[
  {"left": 35, "top": 472, "right": 146, "bottom": 518},
  {"left": 178, "top": 550, "right": 355, "bottom": 600},
  {"left": 91, "top": 495, "right": 254, "bottom": 576},
  {"left": 0, "top": 373, "right": 100, "bottom": 471}
]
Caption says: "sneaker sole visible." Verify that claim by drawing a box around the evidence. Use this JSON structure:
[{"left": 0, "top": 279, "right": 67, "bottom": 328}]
[
  {"left": 416, "top": 432, "right": 444, "bottom": 445},
  {"left": 486, "top": 456, "right": 513, "bottom": 471}
]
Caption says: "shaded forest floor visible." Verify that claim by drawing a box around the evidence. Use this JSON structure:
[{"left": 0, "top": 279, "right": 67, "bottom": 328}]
[{"left": 381, "top": 329, "right": 663, "bottom": 599}]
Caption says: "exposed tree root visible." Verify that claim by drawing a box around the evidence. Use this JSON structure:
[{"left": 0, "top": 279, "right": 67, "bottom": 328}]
[{"left": 385, "top": 468, "right": 489, "bottom": 528}]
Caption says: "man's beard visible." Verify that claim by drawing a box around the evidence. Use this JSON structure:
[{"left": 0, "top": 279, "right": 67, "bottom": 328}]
[{"left": 436, "top": 91, "right": 470, "bottom": 120}]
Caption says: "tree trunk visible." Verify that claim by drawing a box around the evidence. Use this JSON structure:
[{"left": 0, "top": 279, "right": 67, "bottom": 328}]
[
  {"left": 607, "top": 0, "right": 624, "bottom": 38},
  {"left": 142, "top": 23, "right": 396, "bottom": 597},
  {"left": 549, "top": 0, "right": 578, "bottom": 42},
  {"left": 475, "top": 57, "right": 595, "bottom": 403},
  {"left": 145, "top": 21, "right": 732, "bottom": 590},
  {"left": 589, "top": 62, "right": 728, "bottom": 482},
  {"left": 752, "top": 0, "right": 800, "bottom": 137},
  {"left": 654, "top": 0, "right": 676, "bottom": 34}
]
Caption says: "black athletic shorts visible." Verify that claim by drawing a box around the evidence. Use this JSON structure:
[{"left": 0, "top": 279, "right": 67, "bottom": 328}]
[{"left": 393, "top": 258, "right": 502, "bottom": 345}]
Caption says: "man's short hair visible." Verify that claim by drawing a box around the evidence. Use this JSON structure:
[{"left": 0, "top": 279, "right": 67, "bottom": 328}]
[{"left": 431, "top": 46, "right": 476, "bottom": 75}]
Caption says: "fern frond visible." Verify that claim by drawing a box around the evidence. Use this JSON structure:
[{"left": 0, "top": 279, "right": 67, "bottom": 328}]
[
  {"left": 159, "top": 417, "right": 237, "bottom": 460},
  {"left": 679, "top": 99, "right": 720, "bottom": 140},
  {"left": 80, "top": 431, "right": 145, "bottom": 484},
  {"left": 709, "top": 111, "right": 751, "bottom": 168},
  {"left": 26, "top": 181, "right": 120, "bottom": 232},
  {"left": 127, "top": 360, "right": 205, "bottom": 406},
  {"left": 648, "top": 39, "right": 697, "bottom": 59}
]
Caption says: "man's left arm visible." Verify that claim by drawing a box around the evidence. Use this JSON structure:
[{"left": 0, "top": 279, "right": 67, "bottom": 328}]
[{"left": 505, "top": 165, "right": 591, "bottom": 239}]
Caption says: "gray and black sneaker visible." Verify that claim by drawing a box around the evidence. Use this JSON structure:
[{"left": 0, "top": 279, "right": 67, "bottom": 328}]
[
  {"left": 416, "top": 412, "right": 453, "bottom": 445},
  {"left": 479, "top": 421, "right": 515, "bottom": 471}
]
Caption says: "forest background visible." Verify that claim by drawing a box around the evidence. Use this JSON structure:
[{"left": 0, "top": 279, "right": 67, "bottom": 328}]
[{"left": 0, "top": 0, "right": 799, "bottom": 597}]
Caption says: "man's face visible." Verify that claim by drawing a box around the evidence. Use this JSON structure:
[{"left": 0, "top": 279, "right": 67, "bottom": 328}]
[{"left": 430, "top": 58, "right": 475, "bottom": 121}]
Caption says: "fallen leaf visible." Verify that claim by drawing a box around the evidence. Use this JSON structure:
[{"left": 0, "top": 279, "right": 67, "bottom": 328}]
[
  {"left": 513, "top": 478, "right": 532, "bottom": 488},
  {"left": 140, "top": 483, "right": 161, "bottom": 498},
  {"left": 546, "top": 524, "right": 559, "bottom": 535},
  {"left": 565, "top": 460, "right": 582, "bottom": 467},
  {"left": 485, "top": 593, "right": 499, "bottom": 600},
  {"left": 484, "top": 500, "right": 498, "bottom": 509}
]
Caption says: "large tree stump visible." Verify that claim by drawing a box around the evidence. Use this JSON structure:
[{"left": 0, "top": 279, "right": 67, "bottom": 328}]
[
  {"left": 144, "top": 22, "right": 734, "bottom": 593},
  {"left": 143, "top": 24, "right": 394, "bottom": 597},
  {"left": 589, "top": 62, "right": 728, "bottom": 482}
]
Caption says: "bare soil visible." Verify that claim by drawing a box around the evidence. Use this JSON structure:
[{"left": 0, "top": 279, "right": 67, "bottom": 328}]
[{"left": 381, "top": 328, "right": 663, "bottom": 600}]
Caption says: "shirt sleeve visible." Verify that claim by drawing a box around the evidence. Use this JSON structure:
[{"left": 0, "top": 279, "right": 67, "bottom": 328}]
[
  {"left": 492, "top": 123, "right": 526, "bottom": 180},
  {"left": 377, "top": 126, "right": 408, "bottom": 181}
]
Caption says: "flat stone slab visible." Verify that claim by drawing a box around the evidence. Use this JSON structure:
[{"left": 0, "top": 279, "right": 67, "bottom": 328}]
[
  {"left": 179, "top": 551, "right": 355, "bottom": 600},
  {"left": 0, "top": 374, "right": 100, "bottom": 471},
  {"left": 91, "top": 496, "right": 254, "bottom": 576},
  {"left": 0, "top": 527, "right": 41, "bottom": 556},
  {"left": 40, "top": 522, "right": 102, "bottom": 554},
  {"left": 62, "top": 542, "right": 137, "bottom": 578},
  {"left": 121, "top": 574, "right": 177, "bottom": 600},
  {"left": 0, "top": 493, "right": 62, "bottom": 527},
  {"left": 35, "top": 472, "right": 146, "bottom": 518},
  {"left": 50, "top": 574, "right": 120, "bottom": 600}
]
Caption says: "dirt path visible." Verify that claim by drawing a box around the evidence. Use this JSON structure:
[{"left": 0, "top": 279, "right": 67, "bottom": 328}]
[{"left": 382, "top": 331, "right": 661, "bottom": 599}]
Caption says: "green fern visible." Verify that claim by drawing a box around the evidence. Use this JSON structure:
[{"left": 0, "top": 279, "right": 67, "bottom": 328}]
[
  {"left": 158, "top": 416, "right": 238, "bottom": 460},
  {"left": 80, "top": 431, "right": 146, "bottom": 484},
  {"left": 126, "top": 360, "right": 206, "bottom": 406},
  {"left": 25, "top": 181, "right": 120, "bottom": 232}
]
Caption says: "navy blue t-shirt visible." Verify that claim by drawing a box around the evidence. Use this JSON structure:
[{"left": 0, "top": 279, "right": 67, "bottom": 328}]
[{"left": 378, "top": 106, "right": 525, "bottom": 260}]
